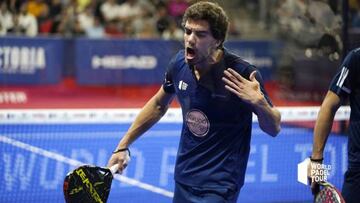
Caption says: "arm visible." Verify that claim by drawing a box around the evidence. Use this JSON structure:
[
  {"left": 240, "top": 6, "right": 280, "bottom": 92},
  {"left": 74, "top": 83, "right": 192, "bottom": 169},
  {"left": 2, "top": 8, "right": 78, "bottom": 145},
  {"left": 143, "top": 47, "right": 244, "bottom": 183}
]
[
  {"left": 222, "top": 69, "right": 281, "bottom": 136},
  {"left": 107, "top": 87, "right": 175, "bottom": 172},
  {"left": 308, "top": 90, "right": 341, "bottom": 194},
  {"left": 252, "top": 94, "right": 281, "bottom": 137},
  {"left": 311, "top": 91, "right": 341, "bottom": 160}
]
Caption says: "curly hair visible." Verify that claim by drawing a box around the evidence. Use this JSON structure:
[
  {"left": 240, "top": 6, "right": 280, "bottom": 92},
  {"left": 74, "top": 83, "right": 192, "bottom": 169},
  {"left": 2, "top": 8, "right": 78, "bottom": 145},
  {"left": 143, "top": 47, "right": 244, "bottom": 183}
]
[{"left": 182, "top": 1, "right": 229, "bottom": 48}]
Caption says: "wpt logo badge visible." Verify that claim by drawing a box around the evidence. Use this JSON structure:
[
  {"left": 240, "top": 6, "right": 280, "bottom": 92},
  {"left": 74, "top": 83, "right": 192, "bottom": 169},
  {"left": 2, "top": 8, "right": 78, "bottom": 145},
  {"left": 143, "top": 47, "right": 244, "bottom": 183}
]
[
  {"left": 297, "top": 158, "right": 331, "bottom": 185},
  {"left": 178, "top": 81, "right": 188, "bottom": 90}
]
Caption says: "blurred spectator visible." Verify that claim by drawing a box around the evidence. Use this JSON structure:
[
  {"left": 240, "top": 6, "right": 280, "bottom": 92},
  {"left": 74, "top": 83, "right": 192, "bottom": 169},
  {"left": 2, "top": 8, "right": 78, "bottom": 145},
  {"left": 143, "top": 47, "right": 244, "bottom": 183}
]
[
  {"left": 0, "top": 0, "right": 278, "bottom": 39},
  {"left": 37, "top": 3, "right": 53, "bottom": 35},
  {"left": 167, "top": 0, "right": 188, "bottom": 18},
  {"left": 137, "top": 0, "right": 156, "bottom": 13},
  {"left": 55, "top": 5, "right": 77, "bottom": 37},
  {"left": 49, "top": 0, "right": 63, "bottom": 19},
  {"left": 91, "top": 0, "right": 104, "bottom": 23},
  {"left": 85, "top": 16, "right": 105, "bottom": 38},
  {"left": 78, "top": 5, "right": 95, "bottom": 31},
  {"left": 136, "top": 19, "right": 157, "bottom": 39},
  {"left": 7, "top": 0, "right": 23, "bottom": 13},
  {"left": 9, "top": 3, "right": 38, "bottom": 36},
  {"left": 104, "top": 19, "right": 123, "bottom": 38},
  {"left": 274, "top": 0, "right": 342, "bottom": 95},
  {"left": 162, "top": 18, "right": 183, "bottom": 40},
  {"left": 8, "top": 15, "right": 23, "bottom": 35},
  {"left": 72, "top": 18, "right": 85, "bottom": 37},
  {"left": 308, "top": 0, "right": 341, "bottom": 34},
  {"left": 118, "top": 0, "right": 142, "bottom": 23},
  {"left": 155, "top": 2, "right": 171, "bottom": 35},
  {"left": 276, "top": 0, "right": 310, "bottom": 44},
  {"left": 167, "top": 0, "right": 189, "bottom": 26},
  {"left": 100, "top": 0, "right": 120, "bottom": 23},
  {"left": 276, "top": 0, "right": 341, "bottom": 52},
  {"left": 0, "top": 2, "right": 14, "bottom": 35},
  {"left": 77, "top": 0, "right": 91, "bottom": 12},
  {"left": 121, "top": 21, "right": 134, "bottom": 38},
  {"left": 27, "top": 0, "right": 47, "bottom": 18},
  {"left": 307, "top": 0, "right": 342, "bottom": 56},
  {"left": 132, "top": 2, "right": 157, "bottom": 37}
]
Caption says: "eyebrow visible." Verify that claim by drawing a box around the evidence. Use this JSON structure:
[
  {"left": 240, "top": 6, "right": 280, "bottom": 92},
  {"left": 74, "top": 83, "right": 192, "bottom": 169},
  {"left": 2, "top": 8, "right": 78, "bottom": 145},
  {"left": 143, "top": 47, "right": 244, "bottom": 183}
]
[{"left": 184, "top": 27, "right": 210, "bottom": 35}]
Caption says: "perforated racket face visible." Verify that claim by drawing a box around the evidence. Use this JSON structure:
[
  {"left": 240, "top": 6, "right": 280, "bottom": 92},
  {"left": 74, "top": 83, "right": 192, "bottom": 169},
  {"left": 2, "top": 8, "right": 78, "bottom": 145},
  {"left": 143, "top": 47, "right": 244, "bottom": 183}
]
[
  {"left": 315, "top": 185, "right": 345, "bottom": 203},
  {"left": 63, "top": 165, "right": 114, "bottom": 203}
]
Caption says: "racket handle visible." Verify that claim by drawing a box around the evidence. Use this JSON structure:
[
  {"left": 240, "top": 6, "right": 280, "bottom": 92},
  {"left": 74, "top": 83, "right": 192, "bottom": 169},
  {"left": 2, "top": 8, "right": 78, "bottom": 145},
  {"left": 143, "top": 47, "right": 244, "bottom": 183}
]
[{"left": 110, "top": 164, "right": 119, "bottom": 174}]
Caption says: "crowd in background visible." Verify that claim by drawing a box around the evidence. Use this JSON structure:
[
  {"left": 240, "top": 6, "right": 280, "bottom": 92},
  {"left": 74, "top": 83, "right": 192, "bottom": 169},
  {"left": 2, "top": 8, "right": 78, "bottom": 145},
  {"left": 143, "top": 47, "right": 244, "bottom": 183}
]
[
  {"left": 0, "top": 0, "right": 193, "bottom": 39},
  {"left": 0, "top": 0, "right": 357, "bottom": 42}
]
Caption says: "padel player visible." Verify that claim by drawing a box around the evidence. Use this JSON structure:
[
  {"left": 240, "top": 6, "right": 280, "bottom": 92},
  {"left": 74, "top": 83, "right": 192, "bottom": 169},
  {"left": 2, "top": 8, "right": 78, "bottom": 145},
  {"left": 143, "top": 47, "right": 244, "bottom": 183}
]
[
  {"left": 108, "top": 1, "right": 281, "bottom": 202},
  {"left": 309, "top": 48, "right": 360, "bottom": 203}
]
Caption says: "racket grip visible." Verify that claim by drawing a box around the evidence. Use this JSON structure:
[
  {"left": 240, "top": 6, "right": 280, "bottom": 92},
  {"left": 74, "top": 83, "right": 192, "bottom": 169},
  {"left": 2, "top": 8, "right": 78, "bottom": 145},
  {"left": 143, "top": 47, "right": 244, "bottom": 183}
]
[{"left": 110, "top": 164, "right": 119, "bottom": 174}]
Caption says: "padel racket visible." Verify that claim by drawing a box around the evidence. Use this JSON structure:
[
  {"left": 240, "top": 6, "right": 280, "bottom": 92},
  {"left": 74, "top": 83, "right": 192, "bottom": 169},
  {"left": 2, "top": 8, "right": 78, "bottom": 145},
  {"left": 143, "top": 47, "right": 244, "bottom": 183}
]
[
  {"left": 314, "top": 181, "right": 345, "bottom": 203},
  {"left": 63, "top": 164, "right": 118, "bottom": 203}
]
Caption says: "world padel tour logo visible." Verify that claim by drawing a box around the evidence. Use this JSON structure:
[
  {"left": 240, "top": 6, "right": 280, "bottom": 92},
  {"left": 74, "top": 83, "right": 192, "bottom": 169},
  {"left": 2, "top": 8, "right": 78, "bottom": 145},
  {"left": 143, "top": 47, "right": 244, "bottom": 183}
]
[
  {"left": 310, "top": 162, "right": 331, "bottom": 183},
  {"left": 297, "top": 158, "right": 331, "bottom": 185},
  {"left": 185, "top": 109, "right": 210, "bottom": 137}
]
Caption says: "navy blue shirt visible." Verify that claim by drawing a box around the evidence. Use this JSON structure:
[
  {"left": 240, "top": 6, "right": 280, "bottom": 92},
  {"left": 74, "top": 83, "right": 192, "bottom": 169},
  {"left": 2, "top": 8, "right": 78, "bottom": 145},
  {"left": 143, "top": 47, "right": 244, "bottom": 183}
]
[
  {"left": 329, "top": 48, "right": 360, "bottom": 169},
  {"left": 162, "top": 49, "right": 273, "bottom": 191}
]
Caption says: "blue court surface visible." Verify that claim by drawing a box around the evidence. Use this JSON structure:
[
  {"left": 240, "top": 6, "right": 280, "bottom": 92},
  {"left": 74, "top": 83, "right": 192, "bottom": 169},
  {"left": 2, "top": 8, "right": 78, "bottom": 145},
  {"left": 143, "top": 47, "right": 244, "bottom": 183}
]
[{"left": 0, "top": 122, "right": 347, "bottom": 203}]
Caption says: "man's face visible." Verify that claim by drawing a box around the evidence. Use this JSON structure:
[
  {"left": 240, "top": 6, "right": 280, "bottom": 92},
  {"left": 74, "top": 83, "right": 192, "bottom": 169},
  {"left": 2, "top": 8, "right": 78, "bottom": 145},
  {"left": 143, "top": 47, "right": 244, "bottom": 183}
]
[{"left": 184, "top": 19, "right": 219, "bottom": 66}]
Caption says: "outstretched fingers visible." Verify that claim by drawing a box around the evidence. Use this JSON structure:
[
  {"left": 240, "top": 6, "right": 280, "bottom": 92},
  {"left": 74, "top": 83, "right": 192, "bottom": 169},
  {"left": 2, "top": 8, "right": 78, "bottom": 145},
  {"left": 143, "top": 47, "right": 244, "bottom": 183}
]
[
  {"left": 225, "top": 68, "right": 247, "bottom": 82},
  {"left": 223, "top": 69, "right": 244, "bottom": 97},
  {"left": 222, "top": 75, "right": 240, "bottom": 91}
]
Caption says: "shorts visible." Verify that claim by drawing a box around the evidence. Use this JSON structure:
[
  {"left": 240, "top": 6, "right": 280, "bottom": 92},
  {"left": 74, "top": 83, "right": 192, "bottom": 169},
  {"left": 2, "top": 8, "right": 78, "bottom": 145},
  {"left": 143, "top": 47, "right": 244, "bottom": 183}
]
[
  {"left": 173, "top": 181, "right": 240, "bottom": 203},
  {"left": 341, "top": 169, "right": 360, "bottom": 203}
]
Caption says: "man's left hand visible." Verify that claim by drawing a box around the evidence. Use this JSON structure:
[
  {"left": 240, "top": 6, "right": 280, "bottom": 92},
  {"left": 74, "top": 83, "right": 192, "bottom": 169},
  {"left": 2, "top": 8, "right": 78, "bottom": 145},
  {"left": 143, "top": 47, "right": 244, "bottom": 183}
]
[{"left": 222, "top": 68, "right": 263, "bottom": 105}]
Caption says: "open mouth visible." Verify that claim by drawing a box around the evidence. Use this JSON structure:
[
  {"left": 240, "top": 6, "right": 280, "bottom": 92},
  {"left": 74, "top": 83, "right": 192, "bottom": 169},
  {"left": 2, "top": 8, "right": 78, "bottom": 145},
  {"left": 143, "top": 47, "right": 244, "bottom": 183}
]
[{"left": 186, "top": 47, "right": 196, "bottom": 60}]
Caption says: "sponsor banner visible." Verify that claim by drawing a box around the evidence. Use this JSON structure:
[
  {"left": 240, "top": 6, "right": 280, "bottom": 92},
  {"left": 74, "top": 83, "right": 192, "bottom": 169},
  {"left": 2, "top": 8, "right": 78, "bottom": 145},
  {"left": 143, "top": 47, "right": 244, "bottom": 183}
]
[
  {"left": 75, "top": 39, "right": 182, "bottom": 85},
  {"left": 225, "top": 40, "right": 278, "bottom": 81},
  {"left": 76, "top": 39, "right": 278, "bottom": 85},
  {"left": 0, "top": 38, "right": 278, "bottom": 85},
  {"left": 0, "top": 37, "right": 63, "bottom": 84}
]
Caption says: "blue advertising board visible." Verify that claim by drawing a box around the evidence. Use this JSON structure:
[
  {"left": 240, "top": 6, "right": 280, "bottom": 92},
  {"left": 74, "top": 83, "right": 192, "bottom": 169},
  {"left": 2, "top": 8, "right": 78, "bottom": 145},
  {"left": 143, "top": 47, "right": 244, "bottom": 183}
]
[
  {"left": 75, "top": 39, "right": 278, "bottom": 85},
  {"left": 0, "top": 37, "right": 278, "bottom": 85},
  {"left": 75, "top": 39, "right": 183, "bottom": 85},
  {"left": 0, "top": 37, "right": 64, "bottom": 84},
  {"left": 225, "top": 40, "right": 279, "bottom": 81}
]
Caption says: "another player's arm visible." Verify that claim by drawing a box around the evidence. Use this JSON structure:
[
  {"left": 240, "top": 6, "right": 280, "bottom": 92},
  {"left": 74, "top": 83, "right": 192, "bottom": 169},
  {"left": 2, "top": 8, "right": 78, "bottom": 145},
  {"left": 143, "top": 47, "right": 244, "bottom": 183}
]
[
  {"left": 108, "top": 87, "right": 175, "bottom": 171},
  {"left": 311, "top": 91, "right": 341, "bottom": 160},
  {"left": 308, "top": 91, "right": 341, "bottom": 194},
  {"left": 222, "top": 68, "right": 281, "bottom": 137}
]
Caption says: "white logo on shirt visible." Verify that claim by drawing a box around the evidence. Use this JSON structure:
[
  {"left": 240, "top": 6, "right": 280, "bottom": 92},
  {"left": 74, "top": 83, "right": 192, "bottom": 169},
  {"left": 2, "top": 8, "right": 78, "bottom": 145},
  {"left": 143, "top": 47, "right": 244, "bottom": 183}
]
[
  {"left": 336, "top": 66, "right": 351, "bottom": 93},
  {"left": 185, "top": 109, "right": 210, "bottom": 137},
  {"left": 178, "top": 80, "right": 188, "bottom": 90}
]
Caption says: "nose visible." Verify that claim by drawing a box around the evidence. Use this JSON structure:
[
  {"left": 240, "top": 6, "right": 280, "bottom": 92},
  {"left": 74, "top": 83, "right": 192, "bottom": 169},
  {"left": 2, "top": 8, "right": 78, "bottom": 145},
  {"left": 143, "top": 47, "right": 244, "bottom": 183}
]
[{"left": 186, "top": 32, "right": 196, "bottom": 46}]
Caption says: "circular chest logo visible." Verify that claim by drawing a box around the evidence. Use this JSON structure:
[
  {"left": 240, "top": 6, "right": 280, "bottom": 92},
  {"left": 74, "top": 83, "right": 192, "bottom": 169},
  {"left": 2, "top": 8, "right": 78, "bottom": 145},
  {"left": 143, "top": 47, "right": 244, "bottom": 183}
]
[{"left": 185, "top": 109, "right": 210, "bottom": 137}]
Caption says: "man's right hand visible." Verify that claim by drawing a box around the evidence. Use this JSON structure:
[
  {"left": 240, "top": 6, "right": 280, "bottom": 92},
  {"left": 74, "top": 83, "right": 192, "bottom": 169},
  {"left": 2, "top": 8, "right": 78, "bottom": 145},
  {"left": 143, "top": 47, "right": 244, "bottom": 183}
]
[
  {"left": 107, "top": 148, "right": 131, "bottom": 174},
  {"left": 307, "top": 158, "right": 323, "bottom": 195}
]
